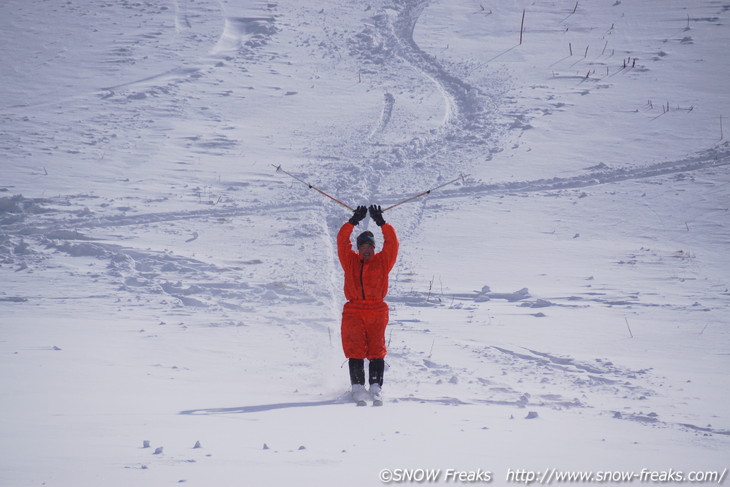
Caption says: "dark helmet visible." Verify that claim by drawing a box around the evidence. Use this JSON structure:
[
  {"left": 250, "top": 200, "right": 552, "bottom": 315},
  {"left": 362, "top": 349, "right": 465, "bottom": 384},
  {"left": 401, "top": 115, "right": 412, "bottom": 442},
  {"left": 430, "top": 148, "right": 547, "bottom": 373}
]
[{"left": 356, "top": 231, "right": 375, "bottom": 247}]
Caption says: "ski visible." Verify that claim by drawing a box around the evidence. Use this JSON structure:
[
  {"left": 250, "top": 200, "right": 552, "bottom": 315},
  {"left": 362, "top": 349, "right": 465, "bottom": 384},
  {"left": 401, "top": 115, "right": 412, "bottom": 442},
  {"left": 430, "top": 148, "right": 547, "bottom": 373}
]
[
  {"left": 350, "top": 384, "right": 384, "bottom": 406},
  {"left": 370, "top": 384, "right": 383, "bottom": 406},
  {"left": 352, "top": 384, "right": 369, "bottom": 406}
]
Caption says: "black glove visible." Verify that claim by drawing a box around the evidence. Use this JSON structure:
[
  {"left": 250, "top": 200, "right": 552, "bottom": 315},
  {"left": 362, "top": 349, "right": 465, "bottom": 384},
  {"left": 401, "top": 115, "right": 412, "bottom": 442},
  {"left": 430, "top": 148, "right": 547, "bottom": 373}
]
[
  {"left": 348, "top": 205, "right": 367, "bottom": 225},
  {"left": 369, "top": 204, "right": 385, "bottom": 226}
]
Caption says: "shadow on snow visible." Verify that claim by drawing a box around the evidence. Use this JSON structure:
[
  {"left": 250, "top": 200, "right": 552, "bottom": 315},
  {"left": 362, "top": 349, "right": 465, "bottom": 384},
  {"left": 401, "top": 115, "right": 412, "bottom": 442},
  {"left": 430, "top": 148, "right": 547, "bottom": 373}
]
[{"left": 179, "top": 399, "right": 348, "bottom": 415}]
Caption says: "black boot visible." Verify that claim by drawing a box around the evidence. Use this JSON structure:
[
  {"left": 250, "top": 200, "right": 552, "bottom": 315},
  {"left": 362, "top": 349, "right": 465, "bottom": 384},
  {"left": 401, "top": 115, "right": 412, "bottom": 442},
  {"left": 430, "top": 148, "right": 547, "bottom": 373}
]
[
  {"left": 369, "top": 358, "right": 385, "bottom": 386},
  {"left": 348, "top": 358, "right": 365, "bottom": 385}
]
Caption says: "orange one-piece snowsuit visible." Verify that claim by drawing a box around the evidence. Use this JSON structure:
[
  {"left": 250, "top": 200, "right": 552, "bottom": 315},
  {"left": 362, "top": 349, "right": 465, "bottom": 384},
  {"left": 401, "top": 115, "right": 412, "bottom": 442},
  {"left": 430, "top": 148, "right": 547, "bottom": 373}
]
[{"left": 337, "top": 222, "right": 399, "bottom": 359}]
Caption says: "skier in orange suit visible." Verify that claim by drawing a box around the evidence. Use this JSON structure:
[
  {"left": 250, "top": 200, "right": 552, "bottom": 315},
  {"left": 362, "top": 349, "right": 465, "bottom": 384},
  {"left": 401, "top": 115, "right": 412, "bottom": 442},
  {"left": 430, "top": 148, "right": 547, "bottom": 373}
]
[{"left": 337, "top": 204, "right": 399, "bottom": 404}]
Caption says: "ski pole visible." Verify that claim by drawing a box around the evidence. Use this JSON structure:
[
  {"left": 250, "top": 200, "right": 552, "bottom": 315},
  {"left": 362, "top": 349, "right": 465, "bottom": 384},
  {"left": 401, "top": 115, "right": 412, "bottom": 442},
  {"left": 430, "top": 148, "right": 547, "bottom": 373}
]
[
  {"left": 272, "top": 164, "right": 354, "bottom": 211},
  {"left": 382, "top": 174, "right": 467, "bottom": 212}
]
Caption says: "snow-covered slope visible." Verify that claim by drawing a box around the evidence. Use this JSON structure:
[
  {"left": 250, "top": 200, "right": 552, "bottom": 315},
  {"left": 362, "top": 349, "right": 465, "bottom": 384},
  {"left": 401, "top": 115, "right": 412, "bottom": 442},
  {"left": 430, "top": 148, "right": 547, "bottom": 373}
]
[{"left": 1, "top": 0, "right": 728, "bottom": 486}]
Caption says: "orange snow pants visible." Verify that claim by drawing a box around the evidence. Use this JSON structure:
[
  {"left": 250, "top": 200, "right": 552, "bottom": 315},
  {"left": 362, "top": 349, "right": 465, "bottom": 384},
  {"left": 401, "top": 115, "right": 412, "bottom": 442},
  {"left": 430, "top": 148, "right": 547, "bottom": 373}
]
[{"left": 341, "top": 301, "right": 389, "bottom": 360}]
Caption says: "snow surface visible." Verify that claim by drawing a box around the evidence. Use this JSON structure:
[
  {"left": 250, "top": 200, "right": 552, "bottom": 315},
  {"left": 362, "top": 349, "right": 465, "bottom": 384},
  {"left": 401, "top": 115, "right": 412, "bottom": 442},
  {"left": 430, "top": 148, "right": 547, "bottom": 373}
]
[{"left": 1, "top": 0, "right": 729, "bottom": 486}]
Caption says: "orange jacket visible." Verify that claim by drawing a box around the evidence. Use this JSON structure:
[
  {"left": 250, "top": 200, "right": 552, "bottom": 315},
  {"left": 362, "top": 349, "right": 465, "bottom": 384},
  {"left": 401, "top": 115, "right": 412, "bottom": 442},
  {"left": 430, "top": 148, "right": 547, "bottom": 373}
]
[{"left": 337, "top": 222, "right": 399, "bottom": 304}]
